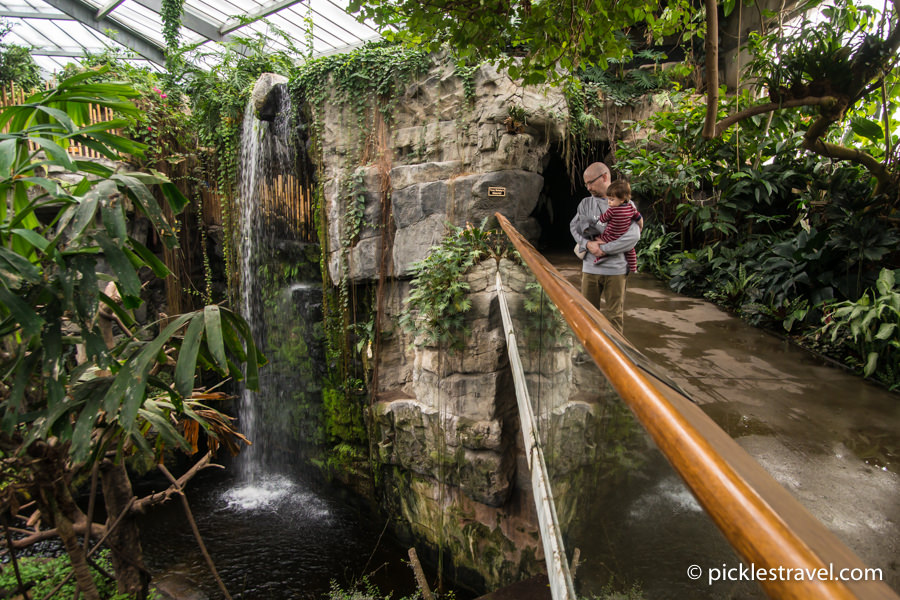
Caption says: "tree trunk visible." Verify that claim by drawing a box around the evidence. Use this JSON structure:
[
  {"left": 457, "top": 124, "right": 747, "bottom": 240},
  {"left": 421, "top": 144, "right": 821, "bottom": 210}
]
[
  {"left": 49, "top": 494, "right": 101, "bottom": 600},
  {"left": 100, "top": 459, "right": 150, "bottom": 600}
]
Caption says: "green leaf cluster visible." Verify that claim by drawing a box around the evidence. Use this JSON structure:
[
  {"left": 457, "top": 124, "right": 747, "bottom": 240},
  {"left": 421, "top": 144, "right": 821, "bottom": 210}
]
[
  {"left": 399, "top": 223, "right": 514, "bottom": 352},
  {"left": 0, "top": 549, "right": 160, "bottom": 599},
  {"left": 0, "top": 20, "right": 41, "bottom": 91},
  {"left": 290, "top": 40, "right": 431, "bottom": 120},
  {"left": 0, "top": 68, "right": 262, "bottom": 465},
  {"left": 346, "top": 0, "right": 703, "bottom": 85},
  {"left": 818, "top": 268, "right": 900, "bottom": 387}
]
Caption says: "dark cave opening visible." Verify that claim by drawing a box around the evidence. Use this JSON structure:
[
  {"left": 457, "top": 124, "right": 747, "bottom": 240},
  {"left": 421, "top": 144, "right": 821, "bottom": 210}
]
[{"left": 531, "top": 142, "right": 612, "bottom": 253}]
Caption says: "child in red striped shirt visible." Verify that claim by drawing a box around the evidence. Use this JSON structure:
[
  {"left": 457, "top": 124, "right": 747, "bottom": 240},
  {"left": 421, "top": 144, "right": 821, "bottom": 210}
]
[{"left": 590, "top": 179, "right": 642, "bottom": 272}]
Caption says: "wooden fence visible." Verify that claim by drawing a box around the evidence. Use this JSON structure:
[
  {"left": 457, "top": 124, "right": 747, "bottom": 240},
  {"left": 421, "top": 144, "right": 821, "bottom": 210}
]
[{"left": 0, "top": 82, "right": 122, "bottom": 160}]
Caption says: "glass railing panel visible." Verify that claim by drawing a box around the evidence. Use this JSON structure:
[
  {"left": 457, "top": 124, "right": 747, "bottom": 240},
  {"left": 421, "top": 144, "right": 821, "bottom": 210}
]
[{"left": 498, "top": 263, "right": 763, "bottom": 599}]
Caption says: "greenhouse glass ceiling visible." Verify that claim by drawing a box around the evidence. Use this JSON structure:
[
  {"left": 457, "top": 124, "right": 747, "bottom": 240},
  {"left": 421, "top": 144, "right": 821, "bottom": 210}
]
[{"left": 0, "top": 0, "right": 382, "bottom": 74}]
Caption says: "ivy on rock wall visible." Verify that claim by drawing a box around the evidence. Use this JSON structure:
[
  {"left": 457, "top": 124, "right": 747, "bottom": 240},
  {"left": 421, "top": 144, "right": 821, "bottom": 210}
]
[{"left": 287, "top": 42, "right": 433, "bottom": 474}]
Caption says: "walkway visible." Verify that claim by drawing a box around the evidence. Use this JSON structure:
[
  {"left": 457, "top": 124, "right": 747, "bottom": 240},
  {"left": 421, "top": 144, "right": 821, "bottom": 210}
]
[{"left": 549, "top": 252, "right": 900, "bottom": 597}]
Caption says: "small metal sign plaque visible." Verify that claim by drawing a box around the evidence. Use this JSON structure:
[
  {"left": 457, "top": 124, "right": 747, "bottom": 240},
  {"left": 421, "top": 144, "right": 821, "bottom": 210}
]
[{"left": 488, "top": 187, "right": 506, "bottom": 197}]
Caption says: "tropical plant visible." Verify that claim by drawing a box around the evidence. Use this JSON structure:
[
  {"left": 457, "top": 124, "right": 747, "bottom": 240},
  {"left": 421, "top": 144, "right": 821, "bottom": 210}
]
[
  {"left": 703, "top": 264, "right": 762, "bottom": 309},
  {"left": 0, "top": 68, "right": 261, "bottom": 599},
  {"left": 399, "top": 222, "right": 514, "bottom": 351},
  {"left": 0, "top": 549, "right": 162, "bottom": 599},
  {"left": 635, "top": 223, "right": 678, "bottom": 279},
  {"left": 817, "top": 268, "right": 900, "bottom": 387},
  {"left": 715, "top": 1, "right": 900, "bottom": 201}
]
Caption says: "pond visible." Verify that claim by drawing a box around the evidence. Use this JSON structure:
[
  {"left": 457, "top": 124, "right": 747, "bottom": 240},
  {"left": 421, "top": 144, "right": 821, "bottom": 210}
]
[{"left": 140, "top": 467, "right": 419, "bottom": 600}]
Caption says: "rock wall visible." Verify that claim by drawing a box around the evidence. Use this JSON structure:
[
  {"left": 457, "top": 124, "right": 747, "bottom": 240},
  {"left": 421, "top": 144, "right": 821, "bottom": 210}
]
[{"left": 296, "top": 52, "right": 658, "bottom": 591}]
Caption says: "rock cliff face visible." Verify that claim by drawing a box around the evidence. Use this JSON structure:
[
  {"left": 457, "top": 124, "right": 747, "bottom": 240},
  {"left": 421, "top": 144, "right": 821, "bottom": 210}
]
[{"left": 287, "top": 51, "right": 656, "bottom": 591}]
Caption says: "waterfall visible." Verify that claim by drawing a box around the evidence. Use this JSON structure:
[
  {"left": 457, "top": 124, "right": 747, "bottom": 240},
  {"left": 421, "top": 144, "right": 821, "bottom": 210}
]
[{"left": 231, "top": 86, "right": 323, "bottom": 497}]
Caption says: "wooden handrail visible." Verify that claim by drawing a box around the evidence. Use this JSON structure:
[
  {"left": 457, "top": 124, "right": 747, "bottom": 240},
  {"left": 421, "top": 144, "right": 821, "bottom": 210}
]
[{"left": 496, "top": 212, "right": 899, "bottom": 600}]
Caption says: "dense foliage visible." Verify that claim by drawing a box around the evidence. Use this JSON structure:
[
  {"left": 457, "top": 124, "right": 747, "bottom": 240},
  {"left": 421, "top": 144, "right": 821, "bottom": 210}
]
[
  {"left": 727, "top": 1, "right": 900, "bottom": 200},
  {"left": 0, "top": 70, "right": 261, "bottom": 599},
  {"left": 0, "top": 550, "right": 161, "bottom": 599},
  {"left": 622, "top": 88, "right": 900, "bottom": 388},
  {"left": 347, "top": 0, "right": 703, "bottom": 84},
  {"left": 400, "top": 223, "right": 516, "bottom": 352}
]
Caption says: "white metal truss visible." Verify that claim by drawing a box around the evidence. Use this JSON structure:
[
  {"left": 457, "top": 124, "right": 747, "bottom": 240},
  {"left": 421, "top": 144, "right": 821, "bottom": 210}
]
[{"left": 0, "top": 0, "right": 381, "bottom": 74}]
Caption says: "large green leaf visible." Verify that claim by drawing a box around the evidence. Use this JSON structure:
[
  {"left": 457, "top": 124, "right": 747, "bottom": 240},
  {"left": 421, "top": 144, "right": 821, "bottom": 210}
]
[
  {"left": 850, "top": 117, "right": 884, "bottom": 143},
  {"left": 0, "top": 138, "right": 17, "bottom": 175},
  {"left": 68, "top": 183, "right": 106, "bottom": 241},
  {"left": 128, "top": 237, "right": 171, "bottom": 278},
  {"left": 11, "top": 229, "right": 50, "bottom": 253},
  {"left": 203, "top": 305, "right": 228, "bottom": 372},
  {"left": 112, "top": 174, "right": 179, "bottom": 247},
  {"left": 102, "top": 313, "right": 193, "bottom": 427},
  {"left": 0, "top": 246, "right": 41, "bottom": 283},
  {"left": 101, "top": 196, "right": 128, "bottom": 243},
  {"left": 70, "top": 396, "right": 102, "bottom": 463},
  {"left": 29, "top": 137, "right": 76, "bottom": 172},
  {"left": 175, "top": 314, "right": 205, "bottom": 399}
]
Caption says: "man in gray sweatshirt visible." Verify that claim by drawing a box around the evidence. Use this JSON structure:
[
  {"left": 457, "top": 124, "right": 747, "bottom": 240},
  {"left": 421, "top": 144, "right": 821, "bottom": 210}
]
[{"left": 569, "top": 162, "right": 641, "bottom": 333}]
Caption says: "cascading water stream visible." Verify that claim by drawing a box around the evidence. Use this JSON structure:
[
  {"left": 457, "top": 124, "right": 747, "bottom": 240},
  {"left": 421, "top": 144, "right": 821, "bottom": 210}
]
[{"left": 228, "top": 87, "right": 321, "bottom": 507}]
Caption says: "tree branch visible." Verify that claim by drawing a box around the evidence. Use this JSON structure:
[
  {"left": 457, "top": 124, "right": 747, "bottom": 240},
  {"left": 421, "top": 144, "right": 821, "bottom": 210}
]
[
  {"left": 715, "top": 96, "right": 840, "bottom": 136},
  {"left": 158, "top": 463, "right": 233, "bottom": 600},
  {"left": 131, "top": 451, "right": 219, "bottom": 513},
  {"left": 2, "top": 521, "right": 106, "bottom": 551},
  {"left": 804, "top": 137, "right": 891, "bottom": 188}
]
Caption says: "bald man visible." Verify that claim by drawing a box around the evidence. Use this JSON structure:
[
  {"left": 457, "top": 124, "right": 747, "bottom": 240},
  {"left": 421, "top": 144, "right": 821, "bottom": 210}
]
[{"left": 569, "top": 162, "right": 641, "bottom": 333}]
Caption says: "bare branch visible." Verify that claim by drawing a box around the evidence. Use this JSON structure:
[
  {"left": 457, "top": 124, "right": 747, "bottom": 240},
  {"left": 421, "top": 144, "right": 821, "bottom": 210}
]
[
  {"left": 131, "top": 451, "right": 220, "bottom": 513},
  {"left": 3, "top": 521, "right": 106, "bottom": 551},
  {"left": 158, "top": 463, "right": 233, "bottom": 600},
  {"left": 804, "top": 137, "right": 891, "bottom": 187}
]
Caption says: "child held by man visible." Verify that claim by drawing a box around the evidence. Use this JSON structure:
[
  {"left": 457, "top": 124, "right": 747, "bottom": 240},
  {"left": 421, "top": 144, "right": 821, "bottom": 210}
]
[{"left": 582, "top": 179, "right": 643, "bottom": 273}]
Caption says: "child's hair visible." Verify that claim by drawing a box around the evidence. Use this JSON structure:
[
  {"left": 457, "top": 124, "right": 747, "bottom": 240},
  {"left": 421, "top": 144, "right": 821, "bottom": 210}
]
[{"left": 606, "top": 179, "right": 631, "bottom": 201}]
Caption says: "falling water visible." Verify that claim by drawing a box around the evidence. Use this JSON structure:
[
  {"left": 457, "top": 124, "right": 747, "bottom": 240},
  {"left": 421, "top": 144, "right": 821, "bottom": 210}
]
[
  {"left": 140, "top": 92, "right": 416, "bottom": 599},
  {"left": 233, "top": 86, "right": 322, "bottom": 494}
]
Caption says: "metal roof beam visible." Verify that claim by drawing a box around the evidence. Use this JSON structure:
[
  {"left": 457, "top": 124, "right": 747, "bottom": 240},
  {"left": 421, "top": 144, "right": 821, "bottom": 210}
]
[
  {"left": 219, "top": 0, "right": 304, "bottom": 35},
  {"left": 96, "top": 0, "right": 127, "bottom": 19},
  {"left": 130, "top": 0, "right": 228, "bottom": 42},
  {"left": 0, "top": 10, "right": 76, "bottom": 19},
  {"left": 28, "top": 49, "right": 88, "bottom": 56},
  {"left": 41, "top": 0, "right": 167, "bottom": 65}
]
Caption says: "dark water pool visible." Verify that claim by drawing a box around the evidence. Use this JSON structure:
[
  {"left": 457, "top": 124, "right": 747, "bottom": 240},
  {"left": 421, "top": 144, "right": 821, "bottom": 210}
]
[{"left": 139, "top": 468, "right": 418, "bottom": 599}]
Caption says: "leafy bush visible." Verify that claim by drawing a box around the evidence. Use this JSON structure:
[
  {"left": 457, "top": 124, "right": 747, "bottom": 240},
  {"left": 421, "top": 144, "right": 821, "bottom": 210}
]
[
  {"left": 0, "top": 550, "right": 161, "bottom": 599},
  {"left": 399, "top": 223, "right": 514, "bottom": 351},
  {"left": 0, "top": 21, "right": 41, "bottom": 90},
  {"left": 817, "top": 268, "right": 900, "bottom": 388},
  {"left": 635, "top": 223, "right": 679, "bottom": 279},
  {"left": 327, "top": 577, "right": 422, "bottom": 600}
]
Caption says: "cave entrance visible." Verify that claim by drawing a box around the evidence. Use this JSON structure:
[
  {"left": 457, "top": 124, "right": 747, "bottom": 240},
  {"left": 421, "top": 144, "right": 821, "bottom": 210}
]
[{"left": 531, "top": 142, "right": 612, "bottom": 253}]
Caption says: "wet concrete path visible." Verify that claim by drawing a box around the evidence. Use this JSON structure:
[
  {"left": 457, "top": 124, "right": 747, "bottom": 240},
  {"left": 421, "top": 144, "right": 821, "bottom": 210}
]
[{"left": 550, "top": 252, "right": 900, "bottom": 594}]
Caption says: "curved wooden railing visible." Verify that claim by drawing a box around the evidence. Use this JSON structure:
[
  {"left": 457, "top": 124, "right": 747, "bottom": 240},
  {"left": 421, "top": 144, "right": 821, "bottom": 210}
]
[{"left": 496, "top": 212, "right": 899, "bottom": 600}]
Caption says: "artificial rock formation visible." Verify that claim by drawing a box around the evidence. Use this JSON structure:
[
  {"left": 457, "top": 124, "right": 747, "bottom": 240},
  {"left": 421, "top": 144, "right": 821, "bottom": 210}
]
[{"left": 277, "top": 51, "right": 658, "bottom": 591}]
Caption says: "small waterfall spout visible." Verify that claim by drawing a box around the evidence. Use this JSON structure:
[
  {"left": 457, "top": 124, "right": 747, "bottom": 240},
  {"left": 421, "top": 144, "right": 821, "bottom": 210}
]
[{"left": 234, "top": 85, "right": 322, "bottom": 488}]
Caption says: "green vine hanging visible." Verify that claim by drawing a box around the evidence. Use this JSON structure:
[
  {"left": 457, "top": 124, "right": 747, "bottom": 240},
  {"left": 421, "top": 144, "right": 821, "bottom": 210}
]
[{"left": 160, "top": 0, "right": 184, "bottom": 50}]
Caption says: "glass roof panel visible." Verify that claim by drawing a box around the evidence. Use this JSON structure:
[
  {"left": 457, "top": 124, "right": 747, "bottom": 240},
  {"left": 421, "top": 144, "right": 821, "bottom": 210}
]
[
  {"left": 0, "top": 0, "right": 381, "bottom": 75},
  {"left": 185, "top": 0, "right": 231, "bottom": 26}
]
